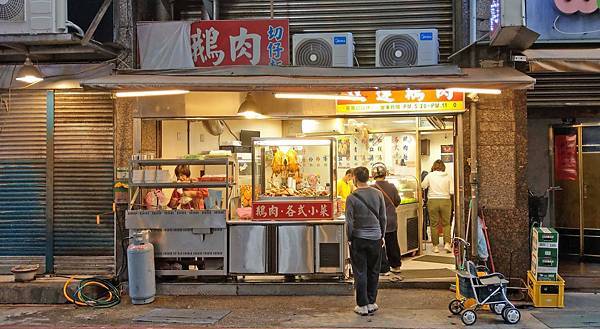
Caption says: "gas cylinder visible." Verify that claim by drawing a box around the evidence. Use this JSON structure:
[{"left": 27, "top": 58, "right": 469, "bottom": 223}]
[{"left": 127, "top": 230, "right": 156, "bottom": 305}]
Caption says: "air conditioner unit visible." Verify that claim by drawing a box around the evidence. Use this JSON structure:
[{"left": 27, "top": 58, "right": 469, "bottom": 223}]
[
  {"left": 0, "top": 0, "right": 67, "bottom": 35},
  {"left": 293, "top": 32, "right": 354, "bottom": 67},
  {"left": 376, "top": 29, "right": 439, "bottom": 67}
]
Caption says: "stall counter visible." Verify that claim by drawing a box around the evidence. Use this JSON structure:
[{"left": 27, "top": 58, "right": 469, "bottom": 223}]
[{"left": 227, "top": 219, "right": 346, "bottom": 276}]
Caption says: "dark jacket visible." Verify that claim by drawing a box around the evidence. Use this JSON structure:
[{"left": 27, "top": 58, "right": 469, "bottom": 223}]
[{"left": 374, "top": 180, "right": 401, "bottom": 232}]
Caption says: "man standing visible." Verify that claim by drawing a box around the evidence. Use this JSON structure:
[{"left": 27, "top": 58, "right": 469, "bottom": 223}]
[
  {"left": 372, "top": 163, "right": 403, "bottom": 275},
  {"left": 345, "top": 167, "right": 386, "bottom": 316},
  {"left": 337, "top": 168, "right": 355, "bottom": 210}
]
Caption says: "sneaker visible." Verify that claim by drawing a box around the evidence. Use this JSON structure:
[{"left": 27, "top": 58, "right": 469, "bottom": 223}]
[
  {"left": 389, "top": 275, "right": 404, "bottom": 282},
  {"left": 354, "top": 305, "right": 369, "bottom": 316},
  {"left": 380, "top": 271, "right": 392, "bottom": 276},
  {"left": 433, "top": 245, "right": 440, "bottom": 253},
  {"left": 391, "top": 266, "right": 402, "bottom": 273},
  {"left": 367, "top": 303, "right": 379, "bottom": 314},
  {"left": 444, "top": 242, "right": 452, "bottom": 253}
]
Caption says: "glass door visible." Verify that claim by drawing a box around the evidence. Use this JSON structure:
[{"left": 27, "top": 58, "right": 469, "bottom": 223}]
[
  {"left": 552, "top": 125, "right": 600, "bottom": 259},
  {"left": 551, "top": 127, "right": 581, "bottom": 257},
  {"left": 582, "top": 126, "right": 600, "bottom": 258}
]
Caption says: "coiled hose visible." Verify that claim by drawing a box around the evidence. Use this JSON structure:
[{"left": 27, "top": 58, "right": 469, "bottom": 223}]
[{"left": 63, "top": 276, "right": 121, "bottom": 308}]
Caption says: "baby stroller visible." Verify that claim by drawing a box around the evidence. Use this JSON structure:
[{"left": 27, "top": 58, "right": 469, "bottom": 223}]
[{"left": 449, "top": 260, "right": 521, "bottom": 326}]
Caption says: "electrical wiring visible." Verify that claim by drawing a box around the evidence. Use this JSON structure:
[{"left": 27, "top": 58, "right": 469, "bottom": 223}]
[
  {"left": 63, "top": 276, "right": 121, "bottom": 308},
  {"left": 221, "top": 120, "right": 240, "bottom": 141}
]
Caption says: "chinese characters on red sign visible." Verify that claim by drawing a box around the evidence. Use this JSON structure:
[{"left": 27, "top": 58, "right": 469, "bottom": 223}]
[
  {"left": 252, "top": 201, "right": 334, "bottom": 220},
  {"left": 336, "top": 89, "right": 465, "bottom": 113},
  {"left": 190, "top": 19, "right": 289, "bottom": 67},
  {"left": 554, "top": 134, "right": 578, "bottom": 181}
]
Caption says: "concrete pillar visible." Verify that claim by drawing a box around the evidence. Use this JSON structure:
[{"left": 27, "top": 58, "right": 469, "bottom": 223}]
[{"left": 473, "top": 90, "right": 529, "bottom": 278}]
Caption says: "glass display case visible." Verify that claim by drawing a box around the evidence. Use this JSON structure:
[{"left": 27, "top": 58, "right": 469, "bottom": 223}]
[
  {"left": 387, "top": 175, "right": 418, "bottom": 204},
  {"left": 251, "top": 138, "right": 336, "bottom": 220}
]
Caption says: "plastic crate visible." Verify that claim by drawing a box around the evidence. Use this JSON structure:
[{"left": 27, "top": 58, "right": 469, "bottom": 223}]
[{"left": 527, "top": 271, "right": 565, "bottom": 308}]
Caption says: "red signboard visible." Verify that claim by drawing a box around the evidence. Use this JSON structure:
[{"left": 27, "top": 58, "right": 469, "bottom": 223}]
[
  {"left": 252, "top": 201, "right": 334, "bottom": 220},
  {"left": 190, "top": 19, "right": 289, "bottom": 67},
  {"left": 554, "top": 134, "right": 578, "bottom": 181},
  {"left": 336, "top": 89, "right": 465, "bottom": 113}
]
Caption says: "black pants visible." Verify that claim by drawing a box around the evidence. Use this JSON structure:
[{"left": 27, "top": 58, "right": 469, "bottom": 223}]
[
  {"left": 384, "top": 231, "right": 402, "bottom": 268},
  {"left": 350, "top": 237, "right": 382, "bottom": 307}
]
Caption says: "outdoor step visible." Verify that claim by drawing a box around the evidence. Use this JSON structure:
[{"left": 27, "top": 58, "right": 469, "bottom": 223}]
[{"left": 0, "top": 276, "right": 68, "bottom": 304}]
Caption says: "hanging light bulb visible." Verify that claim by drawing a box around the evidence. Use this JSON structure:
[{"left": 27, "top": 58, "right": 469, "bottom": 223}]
[
  {"left": 237, "top": 93, "right": 264, "bottom": 119},
  {"left": 15, "top": 57, "right": 44, "bottom": 84}
]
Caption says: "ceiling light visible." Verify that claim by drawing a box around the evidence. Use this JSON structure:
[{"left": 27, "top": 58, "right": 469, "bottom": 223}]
[
  {"left": 115, "top": 90, "right": 190, "bottom": 98},
  {"left": 447, "top": 88, "right": 502, "bottom": 95},
  {"left": 237, "top": 93, "right": 265, "bottom": 119},
  {"left": 15, "top": 57, "right": 43, "bottom": 84},
  {"left": 392, "top": 120, "right": 416, "bottom": 124},
  {"left": 274, "top": 93, "right": 367, "bottom": 102}
]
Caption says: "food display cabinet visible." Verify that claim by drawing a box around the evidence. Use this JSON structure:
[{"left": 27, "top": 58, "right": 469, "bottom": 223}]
[
  {"left": 388, "top": 175, "right": 420, "bottom": 256},
  {"left": 251, "top": 138, "right": 337, "bottom": 221}
]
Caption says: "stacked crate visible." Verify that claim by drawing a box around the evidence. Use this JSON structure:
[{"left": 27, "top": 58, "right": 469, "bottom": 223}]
[
  {"left": 528, "top": 227, "right": 564, "bottom": 308},
  {"left": 531, "top": 227, "right": 559, "bottom": 281}
]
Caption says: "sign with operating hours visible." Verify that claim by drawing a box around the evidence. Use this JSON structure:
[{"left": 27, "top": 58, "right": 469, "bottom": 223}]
[
  {"left": 336, "top": 89, "right": 465, "bottom": 113},
  {"left": 252, "top": 201, "right": 334, "bottom": 220}
]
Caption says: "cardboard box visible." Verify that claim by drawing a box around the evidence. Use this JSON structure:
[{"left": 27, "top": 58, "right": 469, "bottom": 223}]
[
  {"left": 532, "top": 227, "right": 559, "bottom": 249},
  {"left": 532, "top": 246, "right": 558, "bottom": 259}
]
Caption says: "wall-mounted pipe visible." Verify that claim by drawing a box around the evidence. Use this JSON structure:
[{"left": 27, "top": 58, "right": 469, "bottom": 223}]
[
  {"left": 468, "top": 94, "right": 479, "bottom": 259},
  {"left": 213, "top": 0, "right": 219, "bottom": 20},
  {"left": 66, "top": 20, "right": 84, "bottom": 36}
]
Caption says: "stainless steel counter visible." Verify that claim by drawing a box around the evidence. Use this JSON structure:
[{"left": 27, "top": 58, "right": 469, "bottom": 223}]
[
  {"left": 227, "top": 220, "right": 346, "bottom": 275},
  {"left": 397, "top": 203, "right": 419, "bottom": 256}
]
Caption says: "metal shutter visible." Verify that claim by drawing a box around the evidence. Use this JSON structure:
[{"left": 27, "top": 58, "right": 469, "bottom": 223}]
[
  {"left": 0, "top": 92, "right": 47, "bottom": 273},
  {"left": 215, "top": 0, "right": 454, "bottom": 67},
  {"left": 528, "top": 73, "right": 600, "bottom": 108},
  {"left": 53, "top": 92, "right": 115, "bottom": 275}
]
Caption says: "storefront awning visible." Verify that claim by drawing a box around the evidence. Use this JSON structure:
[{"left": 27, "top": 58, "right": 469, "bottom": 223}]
[
  {"left": 81, "top": 66, "right": 534, "bottom": 92},
  {"left": 524, "top": 49, "right": 600, "bottom": 73}
]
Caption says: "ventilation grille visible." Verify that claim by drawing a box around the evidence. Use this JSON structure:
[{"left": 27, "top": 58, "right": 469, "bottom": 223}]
[
  {"left": 0, "top": 0, "right": 25, "bottom": 21},
  {"left": 378, "top": 34, "right": 418, "bottom": 67},
  {"left": 294, "top": 38, "right": 332, "bottom": 67}
]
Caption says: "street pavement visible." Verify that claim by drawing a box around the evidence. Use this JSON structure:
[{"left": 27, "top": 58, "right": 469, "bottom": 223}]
[{"left": 0, "top": 289, "right": 597, "bottom": 328}]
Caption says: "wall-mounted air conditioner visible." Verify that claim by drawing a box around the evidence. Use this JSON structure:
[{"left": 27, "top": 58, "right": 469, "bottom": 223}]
[
  {"left": 0, "top": 0, "right": 67, "bottom": 35},
  {"left": 293, "top": 32, "right": 354, "bottom": 67},
  {"left": 375, "top": 29, "right": 439, "bottom": 67}
]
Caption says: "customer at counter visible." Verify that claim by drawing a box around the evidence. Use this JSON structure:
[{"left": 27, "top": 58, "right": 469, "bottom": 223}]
[
  {"left": 421, "top": 160, "right": 453, "bottom": 253},
  {"left": 372, "top": 163, "right": 403, "bottom": 275},
  {"left": 168, "top": 164, "right": 209, "bottom": 210},
  {"left": 337, "top": 168, "right": 355, "bottom": 210},
  {"left": 345, "top": 166, "right": 386, "bottom": 316}
]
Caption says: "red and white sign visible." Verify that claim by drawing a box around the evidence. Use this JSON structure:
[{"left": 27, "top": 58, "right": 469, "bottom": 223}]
[
  {"left": 252, "top": 201, "right": 334, "bottom": 220},
  {"left": 190, "top": 19, "right": 290, "bottom": 67},
  {"left": 554, "top": 134, "right": 578, "bottom": 181}
]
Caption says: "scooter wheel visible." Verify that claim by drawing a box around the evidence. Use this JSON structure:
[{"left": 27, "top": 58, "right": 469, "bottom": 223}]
[
  {"left": 492, "top": 302, "right": 506, "bottom": 315},
  {"left": 449, "top": 299, "right": 463, "bottom": 315},
  {"left": 461, "top": 310, "right": 477, "bottom": 326},
  {"left": 502, "top": 307, "right": 521, "bottom": 324}
]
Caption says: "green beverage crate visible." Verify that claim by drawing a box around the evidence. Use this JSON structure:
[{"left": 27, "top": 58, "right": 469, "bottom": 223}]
[
  {"left": 532, "top": 227, "right": 559, "bottom": 248},
  {"left": 532, "top": 254, "right": 558, "bottom": 268},
  {"left": 535, "top": 272, "right": 558, "bottom": 281},
  {"left": 532, "top": 246, "right": 559, "bottom": 259}
]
